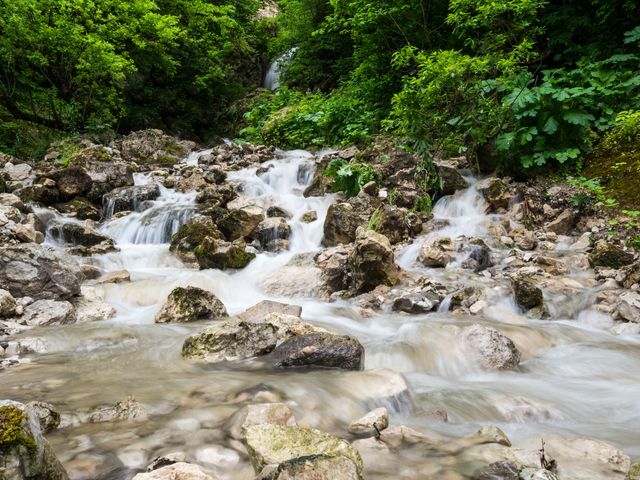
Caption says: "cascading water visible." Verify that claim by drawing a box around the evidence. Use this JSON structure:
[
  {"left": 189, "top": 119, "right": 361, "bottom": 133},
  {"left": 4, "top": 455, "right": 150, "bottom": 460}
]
[
  {"left": 264, "top": 48, "right": 297, "bottom": 90},
  {"left": 3, "top": 148, "right": 640, "bottom": 479}
]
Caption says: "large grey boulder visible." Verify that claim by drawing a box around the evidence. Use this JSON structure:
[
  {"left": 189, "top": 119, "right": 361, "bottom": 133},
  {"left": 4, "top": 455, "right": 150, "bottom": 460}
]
[
  {"left": 245, "top": 424, "right": 363, "bottom": 479},
  {"left": 115, "top": 129, "right": 189, "bottom": 167},
  {"left": 0, "top": 289, "right": 17, "bottom": 318},
  {"left": 0, "top": 244, "right": 82, "bottom": 300},
  {"left": 460, "top": 324, "right": 521, "bottom": 371},
  {"left": 615, "top": 291, "right": 640, "bottom": 323},
  {"left": 348, "top": 227, "right": 400, "bottom": 294},
  {"left": 322, "top": 193, "right": 379, "bottom": 247},
  {"left": 21, "top": 300, "right": 76, "bottom": 326},
  {"left": 47, "top": 220, "right": 115, "bottom": 248},
  {"left": 435, "top": 160, "right": 468, "bottom": 195},
  {"left": 155, "top": 286, "right": 227, "bottom": 323},
  {"left": 0, "top": 400, "right": 69, "bottom": 480}
]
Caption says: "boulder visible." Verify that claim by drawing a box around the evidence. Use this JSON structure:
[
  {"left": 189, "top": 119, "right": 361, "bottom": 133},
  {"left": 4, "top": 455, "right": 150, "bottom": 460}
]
[
  {"left": 103, "top": 184, "right": 160, "bottom": 217},
  {"left": 54, "top": 198, "right": 101, "bottom": 221},
  {"left": 94, "top": 270, "right": 130, "bottom": 285},
  {"left": 218, "top": 205, "right": 264, "bottom": 241},
  {"left": 194, "top": 238, "right": 256, "bottom": 270},
  {"left": 254, "top": 217, "right": 291, "bottom": 252},
  {"left": 0, "top": 400, "right": 69, "bottom": 480},
  {"left": 477, "top": 178, "right": 511, "bottom": 211},
  {"left": 26, "top": 401, "right": 60, "bottom": 434},
  {"left": 267, "top": 333, "right": 364, "bottom": 370},
  {"left": 266, "top": 206, "right": 292, "bottom": 219},
  {"left": 49, "top": 167, "right": 93, "bottom": 199},
  {"left": 256, "top": 455, "right": 360, "bottom": 480},
  {"left": 116, "top": 129, "right": 189, "bottom": 167},
  {"left": 132, "top": 463, "right": 217, "bottom": 480},
  {"left": 435, "top": 160, "right": 468, "bottom": 195},
  {"left": 21, "top": 299, "right": 76, "bottom": 326},
  {"left": 615, "top": 291, "right": 640, "bottom": 323},
  {"left": 545, "top": 208, "right": 575, "bottom": 235},
  {"left": 0, "top": 244, "right": 82, "bottom": 300},
  {"left": 472, "top": 461, "right": 521, "bottom": 480},
  {"left": 323, "top": 195, "right": 378, "bottom": 247},
  {"left": 237, "top": 301, "right": 302, "bottom": 322},
  {"left": 589, "top": 241, "right": 635, "bottom": 269},
  {"left": 228, "top": 403, "right": 296, "bottom": 440},
  {"left": 348, "top": 227, "right": 400, "bottom": 294},
  {"left": 375, "top": 205, "right": 409, "bottom": 245},
  {"left": 418, "top": 236, "right": 454, "bottom": 268},
  {"left": 0, "top": 193, "right": 26, "bottom": 211},
  {"left": 47, "top": 220, "right": 114, "bottom": 248},
  {"left": 155, "top": 286, "right": 227, "bottom": 323},
  {"left": 509, "top": 226, "right": 538, "bottom": 251},
  {"left": 245, "top": 424, "right": 363, "bottom": 478},
  {"left": 512, "top": 276, "right": 543, "bottom": 311},
  {"left": 14, "top": 224, "right": 43, "bottom": 244},
  {"left": 391, "top": 294, "right": 436, "bottom": 314},
  {"left": 0, "top": 288, "right": 17, "bottom": 318},
  {"left": 300, "top": 211, "right": 318, "bottom": 223},
  {"left": 348, "top": 408, "right": 389, "bottom": 437},
  {"left": 315, "top": 246, "right": 352, "bottom": 293},
  {"left": 69, "top": 147, "right": 134, "bottom": 203},
  {"left": 460, "top": 324, "right": 521, "bottom": 371},
  {"left": 169, "top": 220, "right": 223, "bottom": 264},
  {"left": 621, "top": 262, "right": 640, "bottom": 289},
  {"left": 88, "top": 396, "right": 148, "bottom": 424}
]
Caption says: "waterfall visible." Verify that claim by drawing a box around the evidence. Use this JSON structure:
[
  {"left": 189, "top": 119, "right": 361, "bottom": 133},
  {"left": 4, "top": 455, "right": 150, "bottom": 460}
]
[{"left": 264, "top": 48, "right": 297, "bottom": 90}]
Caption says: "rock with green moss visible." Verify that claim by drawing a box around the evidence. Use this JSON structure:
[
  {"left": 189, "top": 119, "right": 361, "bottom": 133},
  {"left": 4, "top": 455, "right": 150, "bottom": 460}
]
[
  {"left": 194, "top": 237, "right": 255, "bottom": 270},
  {"left": 627, "top": 463, "right": 640, "bottom": 480},
  {"left": 218, "top": 205, "right": 265, "bottom": 241},
  {"left": 53, "top": 198, "right": 101, "bottom": 221},
  {"left": 477, "top": 178, "right": 511, "bottom": 211},
  {"left": 245, "top": 424, "right": 363, "bottom": 479},
  {"left": 116, "top": 129, "right": 190, "bottom": 167},
  {"left": 0, "top": 400, "right": 68, "bottom": 480},
  {"left": 588, "top": 241, "right": 635, "bottom": 269},
  {"left": 155, "top": 286, "right": 227, "bottom": 323}
]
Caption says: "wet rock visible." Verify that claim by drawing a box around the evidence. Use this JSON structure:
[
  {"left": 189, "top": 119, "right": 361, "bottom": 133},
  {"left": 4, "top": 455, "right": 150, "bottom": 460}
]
[
  {"left": 588, "top": 241, "right": 635, "bottom": 269},
  {"left": 104, "top": 184, "right": 160, "bottom": 216},
  {"left": 315, "top": 245, "right": 352, "bottom": 293},
  {"left": 477, "top": 178, "right": 511, "bottom": 211},
  {"left": 348, "top": 408, "right": 389, "bottom": 437},
  {"left": 176, "top": 172, "right": 208, "bottom": 193},
  {"left": 133, "top": 462, "right": 217, "bottom": 480},
  {"left": 218, "top": 205, "right": 264, "bottom": 241},
  {"left": 435, "top": 160, "right": 468, "bottom": 195},
  {"left": 146, "top": 452, "right": 187, "bottom": 472},
  {"left": 48, "top": 220, "right": 115, "bottom": 249},
  {"left": 509, "top": 226, "right": 538, "bottom": 251},
  {"left": 323, "top": 195, "right": 378, "bottom": 247},
  {"left": 418, "top": 235, "right": 454, "bottom": 268},
  {"left": 49, "top": 166, "right": 93, "bottom": 200},
  {"left": 615, "top": 292, "right": 640, "bottom": 323},
  {"left": 0, "top": 400, "right": 69, "bottom": 480},
  {"left": 73, "top": 295, "right": 116, "bottom": 323},
  {"left": 471, "top": 461, "right": 521, "bottom": 480},
  {"left": 0, "top": 289, "right": 17, "bottom": 318},
  {"left": 0, "top": 193, "right": 26, "bottom": 211},
  {"left": 14, "top": 223, "right": 43, "bottom": 244},
  {"left": 27, "top": 401, "right": 60, "bottom": 433},
  {"left": 21, "top": 299, "right": 76, "bottom": 326},
  {"left": 266, "top": 206, "right": 292, "bottom": 219},
  {"left": 520, "top": 469, "right": 560, "bottom": 480},
  {"left": 0, "top": 244, "right": 82, "bottom": 300},
  {"left": 255, "top": 217, "right": 291, "bottom": 251},
  {"left": 261, "top": 256, "right": 324, "bottom": 298},
  {"left": 194, "top": 237, "right": 256, "bottom": 270},
  {"left": 391, "top": 294, "right": 436, "bottom": 314},
  {"left": 227, "top": 403, "right": 296, "bottom": 440},
  {"left": 170, "top": 219, "right": 223, "bottom": 264},
  {"left": 620, "top": 262, "right": 640, "bottom": 289},
  {"left": 374, "top": 205, "right": 410, "bottom": 245},
  {"left": 182, "top": 320, "right": 278, "bottom": 362},
  {"left": 300, "top": 210, "right": 318, "bottom": 223},
  {"left": 245, "top": 424, "right": 363, "bottom": 478},
  {"left": 461, "top": 324, "right": 521, "bottom": 371},
  {"left": 116, "top": 129, "right": 189, "bottom": 167},
  {"left": 464, "top": 245, "right": 493, "bottom": 272},
  {"left": 512, "top": 276, "right": 543, "bottom": 311},
  {"left": 256, "top": 455, "right": 361, "bottom": 480},
  {"left": 94, "top": 270, "right": 130, "bottom": 285},
  {"left": 88, "top": 396, "right": 148, "bottom": 424},
  {"left": 155, "top": 286, "right": 227, "bottom": 323},
  {"left": 377, "top": 424, "right": 439, "bottom": 449},
  {"left": 237, "top": 300, "right": 302, "bottom": 322},
  {"left": 54, "top": 198, "right": 101, "bottom": 221},
  {"left": 268, "top": 332, "right": 364, "bottom": 370},
  {"left": 348, "top": 227, "right": 400, "bottom": 294}
]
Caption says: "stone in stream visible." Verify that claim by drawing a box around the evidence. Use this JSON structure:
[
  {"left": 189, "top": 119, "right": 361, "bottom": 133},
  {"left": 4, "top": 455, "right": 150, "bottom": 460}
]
[
  {"left": 615, "top": 291, "right": 640, "bottom": 323},
  {"left": 476, "top": 177, "right": 511, "bottom": 211},
  {"left": 300, "top": 210, "right": 318, "bottom": 223},
  {"left": 0, "top": 244, "right": 83, "bottom": 300},
  {"left": 0, "top": 288, "right": 17, "bottom": 318},
  {"left": 0, "top": 400, "right": 69, "bottom": 480},
  {"left": 53, "top": 198, "right": 102, "bottom": 221},
  {"left": 26, "top": 401, "right": 61, "bottom": 434},
  {"left": 227, "top": 403, "right": 297, "bottom": 440},
  {"left": 322, "top": 193, "right": 379, "bottom": 247},
  {"left": 49, "top": 166, "right": 93, "bottom": 200},
  {"left": 588, "top": 240, "right": 635, "bottom": 269},
  {"left": 254, "top": 217, "right": 291, "bottom": 252},
  {"left": 348, "top": 227, "right": 400, "bottom": 294},
  {"left": 266, "top": 332, "right": 364, "bottom": 370},
  {"left": 217, "top": 205, "right": 264, "bottom": 241},
  {"left": 194, "top": 237, "right": 256, "bottom": 270},
  {"left": 88, "top": 396, "right": 148, "bottom": 424},
  {"left": 461, "top": 324, "right": 521, "bottom": 371},
  {"left": 418, "top": 235, "right": 455, "bottom": 268},
  {"left": 348, "top": 407, "right": 389, "bottom": 437},
  {"left": 435, "top": 160, "right": 469, "bottom": 195},
  {"left": 374, "top": 205, "right": 410, "bottom": 245},
  {"left": 169, "top": 219, "right": 223, "bottom": 264},
  {"left": 237, "top": 300, "right": 302, "bottom": 322},
  {"left": 315, "top": 245, "right": 352, "bottom": 293},
  {"left": 155, "top": 286, "right": 227, "bottom": 323},
  {"left": 93, "top": 269, "right": 130, "bottom": 285},
  {"left": 47, "top": 220, "right": 115, "bottom": 248},
  {"left": 103, "top": 184, "right": 161, "bottom": 216},
  {"left": 245, "top": 424, "right": 363, "bottom": 479},
  {"left": 512, "top": 276, "right": 543, "bottom": 311},
  {"left": 132, "top": 462, "right": 217, "bottom": 480},
  {"left": 20, "top": 299, "right": 76, "bottom": 326},
  {"left": 115, "top": 129, "right": 190, "bottom": 167}
]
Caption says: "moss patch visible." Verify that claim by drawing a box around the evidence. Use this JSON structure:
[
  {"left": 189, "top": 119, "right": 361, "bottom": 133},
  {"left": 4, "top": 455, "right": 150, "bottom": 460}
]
[{"left": 0, "top": 405, "right": 37, "bottom": 454}]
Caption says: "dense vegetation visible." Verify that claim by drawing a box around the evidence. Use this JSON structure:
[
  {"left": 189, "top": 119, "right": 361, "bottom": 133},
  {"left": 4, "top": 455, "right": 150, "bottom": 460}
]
[
  {"left": 240, "top": 0, "right": 640, "bottom": 175},
  {"left": 1, "top": 0, "right": 639, "bottom": 180}
]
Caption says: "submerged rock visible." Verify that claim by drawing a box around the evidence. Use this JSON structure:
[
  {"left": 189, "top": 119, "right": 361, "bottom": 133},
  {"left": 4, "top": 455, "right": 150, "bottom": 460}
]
[
  {"left": 132, "top": 462, "right": 217, "bottom": 480},
  {"left": 257, "top": 455, "right": 361, "bottom": 480},
  {"left": 267, "top": 332, "right": 364, "bottom": 370},
  {"left": 237, "top": 301, "right": 302, "bottom": 322},
  {"left": 461, "top": 324, "right": 521, "bottom": 371},
  {"left": 0, "top": 400, "right": 69, "bottom": 480},
  {"left": 0, "top": 244, "right": 82, "bottom": 300},
  {"left": 348, "top": 408, "right": 389, "bottom": 437},
  {"left": 245, "top": 424, "right": 363, "bottom": 479},
  {"left": 348, "top": 227, "right": 400, "bottom": 294},
  {"left": 155, "top": 286, "right": 227, "bottom": 323},
  {"left": 47, "top": 220, "right": 114, "bottom": 248},
  {"left": 254, "top": 217, "right": 291, "bottom": 252},
  {"left": 227, "top": 403, "right": 297, "bottom": 440},
  {"left": 88, "top": 396, "right": 148, "bottom": 424}
]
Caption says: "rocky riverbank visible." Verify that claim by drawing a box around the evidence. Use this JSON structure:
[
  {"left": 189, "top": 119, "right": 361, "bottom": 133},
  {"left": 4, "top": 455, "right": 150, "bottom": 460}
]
[{"left": 1, "top": 130, "right": 639, "bottom": 479}]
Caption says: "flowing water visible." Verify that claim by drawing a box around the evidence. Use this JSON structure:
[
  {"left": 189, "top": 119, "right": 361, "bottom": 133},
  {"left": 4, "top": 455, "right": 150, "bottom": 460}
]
[
  {"left": 2, "top": 149, "right": 640, "bottom": 479},
  {"left": 264, "top": 48, "right": 297, "bottom": 90}
]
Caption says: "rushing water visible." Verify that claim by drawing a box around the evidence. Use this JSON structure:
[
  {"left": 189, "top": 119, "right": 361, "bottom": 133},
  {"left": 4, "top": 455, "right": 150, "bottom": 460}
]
[{"left": 2, "top": 149, "right": 640, "bottom": 479}]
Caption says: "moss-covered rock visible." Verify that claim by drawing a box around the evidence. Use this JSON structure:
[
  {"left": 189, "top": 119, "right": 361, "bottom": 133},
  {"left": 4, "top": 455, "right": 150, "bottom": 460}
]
[
  {"left": 245, "top": 424, "right": 363, "bottom": 479},
  {"left": 588, "top": 240, "right": 635, "bottom": 268},
  {"left": 511, "top": 275, "right": 543, "bottom": 311},
  {"left": 169, "top": 219, "right": 222, "bottom": 264},
  {"left": 116, "top": 129, "right": 189, "bottom": 167},
  {"left": 194, "top": 237, "right": 256, "bottom": 270},
  {"left": 0, "top": 400, "right": 68, "bottom": 480},
  {"left": 155, "top": 286, "right": 227, "bottom": 323}
]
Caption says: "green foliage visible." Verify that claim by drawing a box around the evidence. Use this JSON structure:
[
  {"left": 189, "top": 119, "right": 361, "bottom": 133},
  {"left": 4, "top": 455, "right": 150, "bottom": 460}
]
[
  {"left": 413, "top": 195, "right": 433, "bottom": 213},
  {"left": 367, "top": 207, "right": 381, "bottom": 231},
  {"left": 323, "top": 159, "right": 378, "bottom": 198}
]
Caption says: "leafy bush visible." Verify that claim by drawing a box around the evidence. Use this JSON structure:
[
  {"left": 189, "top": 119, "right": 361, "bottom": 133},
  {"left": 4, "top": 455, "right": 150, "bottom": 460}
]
[{"left": 323, "top": 159, "right": 378, "bottom": 198}]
